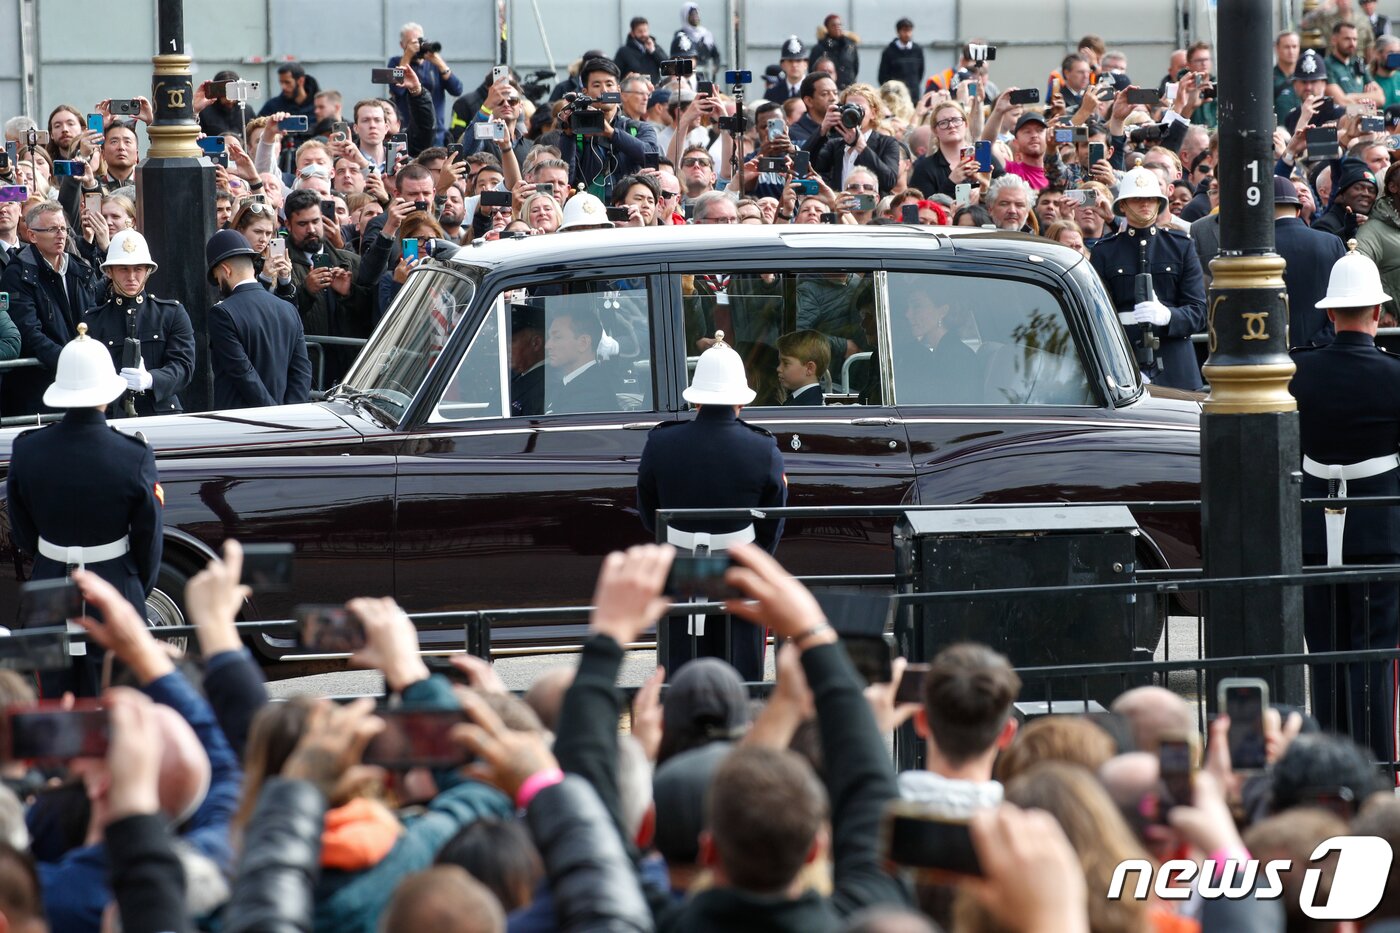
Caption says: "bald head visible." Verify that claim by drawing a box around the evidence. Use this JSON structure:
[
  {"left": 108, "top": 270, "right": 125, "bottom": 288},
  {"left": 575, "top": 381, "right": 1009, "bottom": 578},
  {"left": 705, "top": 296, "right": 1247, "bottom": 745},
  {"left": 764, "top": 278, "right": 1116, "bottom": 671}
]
[
  {"left": 523, "top": 667, "right": 574, "bottom": 732},
  {"left": 154, "top": 704, "right": 210, "bottom": 824},
  {"left": 383, "top": 866, "right": 505, "bottom": 933},
  {"left": 1110, "top": 686, "right": 1196, "bottom": 755}
]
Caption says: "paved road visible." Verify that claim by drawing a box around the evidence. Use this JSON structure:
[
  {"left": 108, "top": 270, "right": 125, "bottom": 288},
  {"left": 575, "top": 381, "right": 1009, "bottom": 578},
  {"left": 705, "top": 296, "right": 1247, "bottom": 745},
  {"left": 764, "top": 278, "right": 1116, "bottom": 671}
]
[{"left": 267, "top": 613, "right": 1201, "bottom": 699}]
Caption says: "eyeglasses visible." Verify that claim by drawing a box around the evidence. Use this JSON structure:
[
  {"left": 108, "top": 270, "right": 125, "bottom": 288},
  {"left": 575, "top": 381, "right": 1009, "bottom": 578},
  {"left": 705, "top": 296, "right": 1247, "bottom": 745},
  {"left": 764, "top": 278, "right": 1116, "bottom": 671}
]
[
  {"left": 846, "top": 183, "right": 877, "bottom": 192},
  {"left": 503, "top": 96, "right": 521, "bottom": 106},
  {"left": 934, "top": 117, "right": 965, "bottom": 130},
  {"left": 660, "top": 190, "right": 680, "bottom": 199},
  {"left": 242, "top": 201, "right": 272, "bottom": 214},
  {"left": 28, "top": 226, "right": 64, "bottom": 234}
]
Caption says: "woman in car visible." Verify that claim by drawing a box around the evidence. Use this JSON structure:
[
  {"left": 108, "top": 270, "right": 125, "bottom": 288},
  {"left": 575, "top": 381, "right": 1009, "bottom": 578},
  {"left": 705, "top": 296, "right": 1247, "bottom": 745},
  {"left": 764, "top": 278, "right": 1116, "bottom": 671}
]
[{"left": 231, "top": 200, "right": 297, "bottom": 304}]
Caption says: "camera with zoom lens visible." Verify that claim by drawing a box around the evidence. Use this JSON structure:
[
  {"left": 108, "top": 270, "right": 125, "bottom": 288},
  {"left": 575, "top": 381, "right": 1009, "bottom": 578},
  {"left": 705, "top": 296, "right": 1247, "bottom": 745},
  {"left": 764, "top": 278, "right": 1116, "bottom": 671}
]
[
  {"left": 838, "top": 102, "right": 865, "bottom": 130},
  {"left": 414, "top": 39, "right": 443, "bottom": 59},
  {"left": 1128, "top": 123, "right": 1166, "bottom": 144}
]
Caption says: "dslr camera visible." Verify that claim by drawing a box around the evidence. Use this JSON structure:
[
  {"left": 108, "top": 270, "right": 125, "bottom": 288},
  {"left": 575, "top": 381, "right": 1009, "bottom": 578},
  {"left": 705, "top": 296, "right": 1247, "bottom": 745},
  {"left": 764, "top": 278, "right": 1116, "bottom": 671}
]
[
  {"left": 838, "top": 102, "right": 866, "bottom": 130},
  {"left": 1128, "top": 122, "right": 1166, "bottom": 144},
  {"left": 414, "top": 39, "right": 443, "bottom": 60}
]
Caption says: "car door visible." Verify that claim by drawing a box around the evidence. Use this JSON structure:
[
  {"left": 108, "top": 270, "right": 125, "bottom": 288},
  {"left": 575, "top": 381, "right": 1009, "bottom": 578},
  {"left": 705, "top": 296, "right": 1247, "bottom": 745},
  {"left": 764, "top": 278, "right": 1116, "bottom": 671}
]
[
  {"left": 663, "top": 263, "right": 916, "bottom": 580},
  {"left": 393, "top": 270, "right": 676, "bottom": 629}
]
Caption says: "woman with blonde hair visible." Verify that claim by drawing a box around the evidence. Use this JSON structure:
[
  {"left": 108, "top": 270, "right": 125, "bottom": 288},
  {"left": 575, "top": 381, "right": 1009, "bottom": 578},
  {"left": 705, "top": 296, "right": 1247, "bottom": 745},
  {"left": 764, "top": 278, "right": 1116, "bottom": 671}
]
[
  {"left": 1045, "top": 218, "right": 1090, "bottom": 257},
  {"left": 810, "top": 82, "right": 901, "bottom": 194},
  {"left": 879, "top": 79, "right": 916, "bottom": 132},
  {"left": 231, "top": 199, "right": 296, "bottom": 302},
  {"left": 517, "top": 192, "right": 562, "bottom": 235}
]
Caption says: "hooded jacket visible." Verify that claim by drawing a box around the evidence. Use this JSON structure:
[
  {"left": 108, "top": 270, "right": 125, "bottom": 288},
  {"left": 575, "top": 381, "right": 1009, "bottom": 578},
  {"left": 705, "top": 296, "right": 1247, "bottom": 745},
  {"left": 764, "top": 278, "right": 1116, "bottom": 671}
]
[{"left": 673, "top": 3, "right": 720, "bottom": 68}]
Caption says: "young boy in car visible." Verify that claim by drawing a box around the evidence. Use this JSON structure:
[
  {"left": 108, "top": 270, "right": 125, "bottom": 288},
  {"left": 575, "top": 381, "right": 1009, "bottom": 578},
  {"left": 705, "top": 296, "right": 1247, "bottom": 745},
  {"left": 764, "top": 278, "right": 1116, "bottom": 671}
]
[{"left": 777, "top": 329, "right": 830, "bottom": 405}]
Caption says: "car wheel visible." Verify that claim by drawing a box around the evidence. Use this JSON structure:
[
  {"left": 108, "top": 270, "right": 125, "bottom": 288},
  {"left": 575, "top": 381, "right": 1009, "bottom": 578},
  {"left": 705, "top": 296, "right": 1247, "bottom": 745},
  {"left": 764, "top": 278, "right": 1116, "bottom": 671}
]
[{"left": 146, "top": 564, "right": 190, "bottom": 656}]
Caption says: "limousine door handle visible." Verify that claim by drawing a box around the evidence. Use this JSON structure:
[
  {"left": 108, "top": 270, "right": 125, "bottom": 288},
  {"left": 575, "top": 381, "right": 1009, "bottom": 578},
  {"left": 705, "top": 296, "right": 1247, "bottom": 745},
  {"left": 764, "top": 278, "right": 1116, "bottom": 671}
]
[
  {"left": 849, "top": 417, "right": 904, "bottom": 427},
  {"left": 623, "top": 421, "right": 662, "bottom": 430}
]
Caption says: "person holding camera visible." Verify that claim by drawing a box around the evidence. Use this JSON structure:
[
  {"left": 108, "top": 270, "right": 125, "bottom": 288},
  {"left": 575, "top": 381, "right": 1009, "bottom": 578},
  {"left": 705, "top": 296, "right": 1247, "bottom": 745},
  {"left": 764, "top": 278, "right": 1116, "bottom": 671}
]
[
  {"left": 284, "top": 190, "right": 372, "bottom": 387},
  {"left": 560, "top": 57, "right": 660, "bottom": 202},
  {"left": 909, "top": 100, "right": 1001, "bottom": 199},
  {"left": 803, "top": 83, "right": 899, "bottom": 195},
  {"left": 460, "top": 74, "right": 533, "bottom": 167},
  {"left": 390, "top": 23, "right": 463, "bottom": 147}
]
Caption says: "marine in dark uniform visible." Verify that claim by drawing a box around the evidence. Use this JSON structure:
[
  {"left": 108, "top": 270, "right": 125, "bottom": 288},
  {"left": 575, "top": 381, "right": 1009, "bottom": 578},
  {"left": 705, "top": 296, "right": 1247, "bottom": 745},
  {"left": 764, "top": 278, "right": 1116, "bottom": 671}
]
[
  {"left": 205, "top": 229, "right": 313, "bottom": 411},
  {"left": 80, "top": 230, "right": 195, "bottom": 417},
  {"left": 1089, "top": 165, "right": 1207, "bottom": 391},
  {"left": 6, "top": 324, "right": 163, "bottom": 697},
  {"left": 1291, "top": 246, "right": 1400, "bottom": 761},
  {"left": 637, "top": 333, "right": 787, "bottom": 681}
]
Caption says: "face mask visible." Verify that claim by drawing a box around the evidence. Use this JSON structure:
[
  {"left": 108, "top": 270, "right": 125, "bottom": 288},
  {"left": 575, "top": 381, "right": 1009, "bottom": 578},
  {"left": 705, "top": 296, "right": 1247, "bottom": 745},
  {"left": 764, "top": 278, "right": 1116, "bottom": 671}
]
[{"left": 1122, "top": 200, "right": 1160, "bottom": 228}]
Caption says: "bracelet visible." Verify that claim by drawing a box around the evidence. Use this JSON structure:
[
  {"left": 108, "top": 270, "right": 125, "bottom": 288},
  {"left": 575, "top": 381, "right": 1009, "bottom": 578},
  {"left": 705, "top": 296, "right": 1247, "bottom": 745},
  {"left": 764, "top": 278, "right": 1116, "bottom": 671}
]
[
  {"left": 793, "top": 622, "right": 833, "bottom": 646},
  {"left": 249, "top": 180, "right": 264, "bottom": 190},
  {"left": 516, "top": 767, "right": 564, "bottom": 809},
  {"left": 776, "top": 213, "right": 792, "bottom": 220},
  {"left": 479, "top": 104, "right": 493, "bottom": 116}
]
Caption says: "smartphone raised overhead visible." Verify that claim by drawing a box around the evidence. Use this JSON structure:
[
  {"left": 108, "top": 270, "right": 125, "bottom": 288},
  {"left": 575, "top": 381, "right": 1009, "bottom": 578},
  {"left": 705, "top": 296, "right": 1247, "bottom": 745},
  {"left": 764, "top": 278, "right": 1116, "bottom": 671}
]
[
  {"left": 881, "top": 799, "right": 983, "bottom": 877},
  {"left": 371, "top": 67, "right": 407, "bottom": 86},
  {"left": 364, "top": 708, "right": 472, "bottom": 768},
  {"left": 1219, "top": 678, "right": 1268, "bottom": 771},
  {"left": 3, "top": 701, "right": 109, "bottom": 762}
]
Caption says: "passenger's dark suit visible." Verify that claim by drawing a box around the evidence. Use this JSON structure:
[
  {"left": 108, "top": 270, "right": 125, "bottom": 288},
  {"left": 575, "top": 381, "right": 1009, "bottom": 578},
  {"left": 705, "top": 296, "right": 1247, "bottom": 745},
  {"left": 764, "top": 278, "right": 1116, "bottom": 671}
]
[
  {"left": 208, "top": 280, "right": 312, "bottom": 410},
  {"left": 784, "top": 384, "right": 824, "bottom": 406},
  {"left": 545, "top": 362, "right": 619, "bottom": 415},
  {"left": 1291, "top": 331, "right": 1400, "bottom": 760}
]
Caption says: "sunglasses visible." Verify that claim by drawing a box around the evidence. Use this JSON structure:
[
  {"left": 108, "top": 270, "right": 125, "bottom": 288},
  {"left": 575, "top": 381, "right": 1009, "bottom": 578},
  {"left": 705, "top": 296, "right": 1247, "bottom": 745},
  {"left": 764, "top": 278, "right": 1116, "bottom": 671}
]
[{"left": 681, "top": 157, "right": 712, "bottom": 168}]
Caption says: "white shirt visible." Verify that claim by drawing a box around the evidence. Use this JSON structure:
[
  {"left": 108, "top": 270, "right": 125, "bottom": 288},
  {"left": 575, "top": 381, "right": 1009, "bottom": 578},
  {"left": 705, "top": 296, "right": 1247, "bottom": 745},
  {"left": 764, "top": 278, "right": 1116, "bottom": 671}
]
[
  {"left": 0, "top": 236, "right": 18, "bottom": 253},
  {"left": 841, "top": 129, "right": 873, "bottom": 189}
]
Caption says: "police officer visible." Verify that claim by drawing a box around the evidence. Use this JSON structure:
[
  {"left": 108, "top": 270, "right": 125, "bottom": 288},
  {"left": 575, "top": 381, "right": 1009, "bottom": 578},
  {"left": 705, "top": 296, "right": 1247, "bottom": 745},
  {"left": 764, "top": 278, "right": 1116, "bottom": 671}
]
[
  {"left": 81, "top": 230, "right": 195, "bottom": 417},
  {"left": 205, "top": 229, "right": 313, "bottom": 410},
  {"left": 1089, "top": 163, "right": 1208, "bottom": 391},
  {"left": 1292, "top": 245, "right": 1400, "bottom": 762},
  {"left": 637, "top": 332, "right": 786, "bottom": 681},
  {"left": 765, "top": 37, "right": 809, "bottom": 103},
  {"left": 5, "top": 324, "right": 163, "bottom": 697}
]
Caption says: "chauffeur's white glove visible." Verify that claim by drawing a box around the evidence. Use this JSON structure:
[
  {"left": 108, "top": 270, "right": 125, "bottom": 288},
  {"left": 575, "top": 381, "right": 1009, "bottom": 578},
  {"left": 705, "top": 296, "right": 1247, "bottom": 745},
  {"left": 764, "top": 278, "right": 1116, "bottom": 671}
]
[
  {"left": 121, "top": 363, "right": 154, "bottom": 392},
  {"left": 1133, "top": 299, "right": 1172, "bottom": 327}
]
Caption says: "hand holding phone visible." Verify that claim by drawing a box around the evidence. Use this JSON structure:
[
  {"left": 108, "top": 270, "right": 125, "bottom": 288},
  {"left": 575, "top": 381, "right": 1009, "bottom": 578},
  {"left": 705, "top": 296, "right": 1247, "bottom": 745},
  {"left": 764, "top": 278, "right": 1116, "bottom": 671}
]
[{"left": 1219, "top": 678, "right": 1268, "bottom": 771}]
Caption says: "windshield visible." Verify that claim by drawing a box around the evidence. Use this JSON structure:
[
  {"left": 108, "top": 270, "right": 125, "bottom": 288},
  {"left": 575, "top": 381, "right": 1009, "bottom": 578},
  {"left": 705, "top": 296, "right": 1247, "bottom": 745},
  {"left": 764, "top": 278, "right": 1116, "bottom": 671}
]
[{"left": 340, "top": 265, "right": 480, "bottom": 421}]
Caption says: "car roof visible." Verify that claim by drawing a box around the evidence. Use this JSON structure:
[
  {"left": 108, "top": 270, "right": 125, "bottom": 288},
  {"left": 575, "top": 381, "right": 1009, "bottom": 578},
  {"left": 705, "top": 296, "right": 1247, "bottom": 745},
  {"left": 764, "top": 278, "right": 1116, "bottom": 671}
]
[{"left": 448, "top": 224, "right": 1085, "bottom": 275}]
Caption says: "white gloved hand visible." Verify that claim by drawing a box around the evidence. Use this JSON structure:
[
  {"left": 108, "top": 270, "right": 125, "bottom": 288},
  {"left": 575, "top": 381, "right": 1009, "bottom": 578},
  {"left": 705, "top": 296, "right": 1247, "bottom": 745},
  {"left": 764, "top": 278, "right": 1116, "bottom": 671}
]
[
  {"left": 120, "top": 363, "right": 154, "bottom": 392},
  {"left": 1133, "top": 299, "right": 1172, "bottom": 327}
]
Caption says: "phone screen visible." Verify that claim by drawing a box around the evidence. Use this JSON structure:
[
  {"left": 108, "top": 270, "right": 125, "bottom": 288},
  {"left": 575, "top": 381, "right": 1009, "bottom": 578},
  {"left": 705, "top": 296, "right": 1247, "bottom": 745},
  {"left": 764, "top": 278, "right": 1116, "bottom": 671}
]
[
  {"left": 240, "top": 543, "right": 294, "bottom": 590},
  {"left": 1158, "top": 738, "right": 1194, "bottom": 809},
  {"left": 5, "top": 706, "right": 110, "bottom": 761},
  {"left": 1222, "top": 681, "right": 1268, "bottom": 770},
  {"left": 882, "top": 806, "right": 983, "bottom": 876},
  {"left": 295, "top": 605, "right": 366, "bottom": 652},
  {"left": 790, "top": 151, "right": 810, "bottom": 175},
  {"left": 894, "top": 663, "right": 928, "bottom": 705},
  {"left": 665, "top": 554, "right": 734, "bottom": 600},
  {"left": 18, "top": 579, "right": 82, "bottom": 629},
  {"left": 402, "top": 237, "right": 419, "bottom": 264},
  {"left": 842, "top": 636, "right": 894, "bottom": 685},
  {"left": 364, "top": 709, "right": 471, "bottom": 767}
]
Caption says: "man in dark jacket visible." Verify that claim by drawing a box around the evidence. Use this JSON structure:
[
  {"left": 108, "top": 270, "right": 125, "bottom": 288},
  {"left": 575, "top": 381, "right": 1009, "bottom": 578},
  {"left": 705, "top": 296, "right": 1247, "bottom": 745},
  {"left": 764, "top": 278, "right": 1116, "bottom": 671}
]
[
  {"left": 1313, "top": 157, "right": 1377, "bottom": 243},
  {"left": 560, "top": 58, "right": 661, "bottom": 201},
  {"left": 1273, "top": 175, "right": 1345, "bottom": 347},
  {"left": 803, "top": 87, "right": 901, "bottom": 194},
  {"left": 765, "top": 37, "right": 810, "bottom": 103},
  {"left": 1089, "top": 165, "right": 1207, "bottom": 391},
  {"left": 809, "top": 14, "right": 860, "bottom": 88},
  {"left": 787, "top": 72, "right": 835, "bottom": 147},
  {"left": 1292, "top": 246, "right": 1400, "bottom": 762},
  {"left": 878, "top": 19, "right": 924, "bottom": 100},
  {"left": 0, "top": 201, "right": 99, "bottom": 416},
  {"left": 81, "top": 230, "right": 195, "bottom": 417},
  {"left": 283, "top": 190, "right": 373, "bottom": 388},
  {"left": 205, "top": 229, "right": 312, "bottom": 410},
  {"left": 615, "top": 17, "right": 667, "bottom": 82}
]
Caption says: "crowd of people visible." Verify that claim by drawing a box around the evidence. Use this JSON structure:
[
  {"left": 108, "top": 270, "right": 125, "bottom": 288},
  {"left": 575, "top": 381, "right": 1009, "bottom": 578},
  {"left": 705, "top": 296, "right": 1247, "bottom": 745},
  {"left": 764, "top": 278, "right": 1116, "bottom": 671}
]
[
  {"left": 0, "top": 538, "right": 1393, "bottom": 933},
  {"left": 4, "top": 1, "right": 1400, "bottom": 411}
]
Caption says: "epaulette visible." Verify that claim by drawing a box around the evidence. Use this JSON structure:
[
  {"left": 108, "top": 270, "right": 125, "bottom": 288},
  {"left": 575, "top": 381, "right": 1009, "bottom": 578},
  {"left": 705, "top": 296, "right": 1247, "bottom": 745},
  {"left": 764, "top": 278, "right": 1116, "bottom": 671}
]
[
  {"left": 1289, "top": 343, "right": 1321, "bottom": 355},
  {"left": 109, "top": 427, "right": 149, "bottom": 446},
  {"left": 11, "top": 424, "right": 51, "bottom": 444},
  {"left": 737, "top": 419, "right": 775, "bottom": 438}
]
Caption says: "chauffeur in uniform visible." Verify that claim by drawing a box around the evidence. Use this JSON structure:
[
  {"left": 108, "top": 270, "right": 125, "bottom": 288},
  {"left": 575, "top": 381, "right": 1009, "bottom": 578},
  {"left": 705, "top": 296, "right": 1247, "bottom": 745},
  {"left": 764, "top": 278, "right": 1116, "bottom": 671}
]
[
  {"left": 1089, "top": 163, "right": 1208, "bottom": 391},
  {"left": 205, "top": 229, "right": 313, "bottom": 411},
  {"left": 6, "top": 324, "right": 163, "bottom": 697},
  {"left": 82, "top": 230, "right": 195, "bottom": 417},
  {"left": 1292, "top": 245, "right": 1400, "bottom": 761},
  {"left": 637, "top": 332, "right": 786, "bottom": 681}
]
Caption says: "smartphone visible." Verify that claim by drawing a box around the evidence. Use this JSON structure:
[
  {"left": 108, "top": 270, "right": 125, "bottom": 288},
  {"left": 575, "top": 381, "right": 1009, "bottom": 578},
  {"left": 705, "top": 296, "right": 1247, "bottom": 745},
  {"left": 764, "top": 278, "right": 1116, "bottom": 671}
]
[
  {"left": 315, "top": 200, "right": 335, "bottom": 223},
  {"left": 1063, "top": 188, "right": 1094, "bottom": 205},
  {"left": 3, "top": 702, "right": 109, "bottom": 762},
  {"left": 295, "top": 605, "right": 366, "bottom": 652},
  {"left": 280, "top": 115, "right": 309, "bottom": 133},
  {"left": 268, "top": 236, "right": 287, "bottom": 260},
  {"left": 535, "top": 182, "right": 555, "bottom": 198},
  {"left": 661, "top": 58, "right": 695, "bottom": 78},
  {"left": 0, "top": 150, "right": 7, "bottom": 174},
  {"left": 240, "top": 543, "right": 294, "bottom": 591},
  {"left": 766, "top": 117, "right": 786, "bottom": 142},
  {"left": 1306, "top": 125, "right": 1340, "bottom": 158},
  {"left": 895, "top": 663, "right": 929, "bottom": 705},
  {"left": 1361, "top": 115, "right": 1386, "bottom": 134},
  {"left": 312, "top": 253, "right": 335, "bottom": 269},
  {"left": 51, "top": 160, "right": 83, "bottom": 177},
  {"left": 331, "top": 120, "right": 351, "bottom": 141},
  {"left": 1219, "top": 678, "right": 1268, "bottom": 771},
  {"left": 793, "top": 178, "right": 820, "bottom": 195},
  {"left": 848, "top": 193, "right": 877, "bottom": 212},
  {"left": 492, "top": 64, "right": 510, "bottom": 84},
  {"left": 197, "top": 136, "right": 226, "bottom": 154},
  {"left": 363, "top": 709, "right": 472, "bottom": 768},
  {"left": 1158, "top": 736, "right": 1195, "bottom": 811},
  {"left": 664, "top": 554, "right": 735, "bottom": 600},
  {"left": 571, "top": 109, "right": 605, "bottom": 135},
  {"left": 974, "top": 140, "right": 993, "bottom": 172},
  {"left": 0, "top": 628, "right": 69, "bottom": 674},
  {"left": 0, "top": 185, "right": 29, "bottom": 203},
  {"left": 901, "top": 203, "right": 920, "bottom": 223},
  {"left": 954, "top": 182, "right": 972, "bottom": 204},
  {"left": 1088, "top": 141, "right": 1106, "bottom": 165},
  {"left": 17, "top": 579, "right": 82, "bottom": 629},
  {"left": 605, "top": 205, "right": 631, "bottom": 223},
  {"left": 881, "top": 801, "right": 983, "bottom": 877},
  {"left": 758, "top": 156, "right": 787, "bottom": 173},
  {"left": 1125, "top": 88, "right": 1160, "bottom": 106},
  {"left": 401, "top": 236, "right": 420, "bottom": 264},
  {"left": 85, "top": 113, "right": 104, "bottom": 137},
  {"left": 109, "top": 99, "right": 140, "bottom": 116},
  {"left": 372, "top": 67, "right": 406, "bottom": 86},
  {"left": 959, "top": 144, "right": 975, "bottom": 162},
  {"left": 725, "top": 69, "right": 752, "bottom": 85},
  {"left": 473, "top": 121, "right": 507, "bottom": 141},
  {"left": 480, "top": 189, "right": 513, "bottom": 208},
  {"left": 0, "top": 294, "right": 7, "bottom": 314},
  {"left": 696, "top": 80, "right": 715, "bottom": 97},
  {"left": 842, "top": 635, "right": 893, "bottom": 683},
  {"left": 1008, "top": 88, "right": 1040, "bottom": 106},
  {"left": 1053, "top": 127, "right": 1074, "bottom": 145},
  {"left": 643, "top": 151, "right": 660, "bottom": 171}
]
